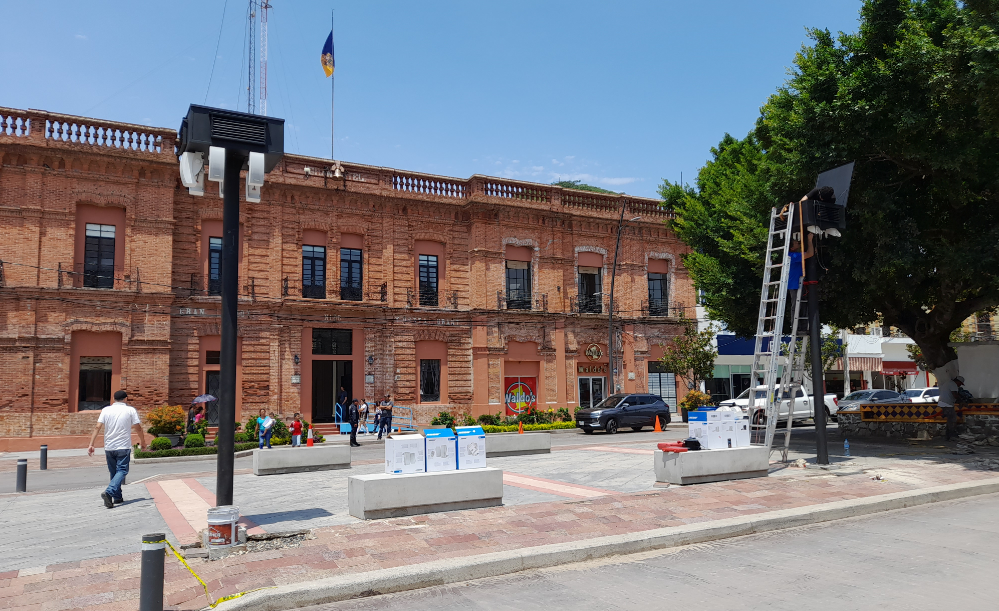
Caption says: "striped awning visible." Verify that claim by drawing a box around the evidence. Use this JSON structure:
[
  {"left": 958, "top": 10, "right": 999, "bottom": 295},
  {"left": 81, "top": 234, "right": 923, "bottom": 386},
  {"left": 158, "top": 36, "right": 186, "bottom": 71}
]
[{"left": 834, "top": 357, "right": 881, "bottom": 371}]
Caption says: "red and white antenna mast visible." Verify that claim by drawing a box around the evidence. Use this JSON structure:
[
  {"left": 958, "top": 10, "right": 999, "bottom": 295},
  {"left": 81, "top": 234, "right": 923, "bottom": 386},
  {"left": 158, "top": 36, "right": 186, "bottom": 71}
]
[{"left": 259, "top": 1, "right": 271, "bottom": 116}]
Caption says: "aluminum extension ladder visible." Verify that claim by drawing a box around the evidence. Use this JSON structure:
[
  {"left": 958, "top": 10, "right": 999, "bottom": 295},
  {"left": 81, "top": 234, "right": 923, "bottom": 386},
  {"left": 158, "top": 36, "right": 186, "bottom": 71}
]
[{"left": 748, "top": 206, "right": 809, "bottom": 460}]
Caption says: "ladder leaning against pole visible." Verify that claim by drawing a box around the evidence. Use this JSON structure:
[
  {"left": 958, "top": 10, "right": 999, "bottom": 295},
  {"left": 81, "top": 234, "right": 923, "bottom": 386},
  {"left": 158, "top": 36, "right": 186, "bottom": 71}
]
[{"left": 748, "top": 206, "right": 809, "bottom": 456}]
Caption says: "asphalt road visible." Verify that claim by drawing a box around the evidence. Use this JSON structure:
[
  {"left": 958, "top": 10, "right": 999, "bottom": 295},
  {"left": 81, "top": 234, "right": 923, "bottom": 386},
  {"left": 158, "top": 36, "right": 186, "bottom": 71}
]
[{"left": 303, "top": 492, "right": 999, "bottom": 611}]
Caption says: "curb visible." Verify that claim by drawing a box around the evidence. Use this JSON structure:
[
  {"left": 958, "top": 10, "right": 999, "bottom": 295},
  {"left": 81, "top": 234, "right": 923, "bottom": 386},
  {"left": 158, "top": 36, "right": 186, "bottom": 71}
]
[
  {"left": 220, "top": 477, "right": 999, "bottom": 610},
  {"left": 133, "top": 449, "right": 255, "bottom": 465}
]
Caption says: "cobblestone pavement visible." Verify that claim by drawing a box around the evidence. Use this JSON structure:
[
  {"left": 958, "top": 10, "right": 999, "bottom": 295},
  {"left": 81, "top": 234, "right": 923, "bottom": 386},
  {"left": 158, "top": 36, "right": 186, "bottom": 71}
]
[{"left": 1, "top": 430, "right": 997, "bottom": 610}]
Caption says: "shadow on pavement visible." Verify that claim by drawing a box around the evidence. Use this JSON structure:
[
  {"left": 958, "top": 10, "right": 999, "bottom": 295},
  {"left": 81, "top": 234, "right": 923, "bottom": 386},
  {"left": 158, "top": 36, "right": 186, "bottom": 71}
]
[{"left": 244, "top": 507, "right": 334, "bottom": 526}]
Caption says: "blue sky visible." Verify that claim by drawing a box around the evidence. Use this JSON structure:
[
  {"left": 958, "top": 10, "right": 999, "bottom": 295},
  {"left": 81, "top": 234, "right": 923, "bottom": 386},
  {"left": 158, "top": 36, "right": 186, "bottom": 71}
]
[{"left": 0, "top": 1, "right": 862, "bottom": 198}]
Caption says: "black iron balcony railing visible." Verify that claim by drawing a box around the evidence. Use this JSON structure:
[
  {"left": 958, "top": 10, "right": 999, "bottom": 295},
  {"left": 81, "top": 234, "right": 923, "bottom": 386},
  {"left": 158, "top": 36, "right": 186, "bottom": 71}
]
[
  {"left": 505, "top": 288, "right": 532, "bottom": 310},
  {"left": 303, "top": 283, "right": 326, "bottom": 299},
  {"left": 338, "top": 285, "right": 363, "bottom": 301},
  {"left": 572, "top": 294, "right": 603, "bottom": 314},
  {"left": 641, "top": 299, "right": 685, "bottom": 318}
]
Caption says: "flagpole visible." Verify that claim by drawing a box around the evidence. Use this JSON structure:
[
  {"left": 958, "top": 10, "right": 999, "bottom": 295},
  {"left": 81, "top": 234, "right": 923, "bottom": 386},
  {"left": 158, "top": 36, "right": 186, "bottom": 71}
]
[{"left": 330, "top": 9, "right": 336, "bottom": 163}]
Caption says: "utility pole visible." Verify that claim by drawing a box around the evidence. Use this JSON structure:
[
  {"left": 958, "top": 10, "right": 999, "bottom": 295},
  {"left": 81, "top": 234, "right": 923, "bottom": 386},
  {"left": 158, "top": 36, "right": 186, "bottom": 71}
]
[
  {"left": 608, "top": 203, "right": 640, "bottom": 394},
  {"left": 248, "top": 1, "right": 256, "bottom": 114},
  {"left": 259, "top": 1, "right": 270, "bottom": 116}
]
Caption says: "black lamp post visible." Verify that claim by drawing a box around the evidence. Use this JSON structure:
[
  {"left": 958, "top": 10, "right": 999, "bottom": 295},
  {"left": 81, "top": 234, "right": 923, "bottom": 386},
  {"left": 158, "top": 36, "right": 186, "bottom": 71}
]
[{"left": 177, "top": 105, "right": 284, "bottom": 506}]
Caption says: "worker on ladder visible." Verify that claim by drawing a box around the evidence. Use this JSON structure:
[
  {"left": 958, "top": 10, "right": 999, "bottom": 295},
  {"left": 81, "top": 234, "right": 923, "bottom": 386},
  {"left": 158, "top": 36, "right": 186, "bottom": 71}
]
[{"left": 786, "top": 234, "right": 813, "bottom": 335}]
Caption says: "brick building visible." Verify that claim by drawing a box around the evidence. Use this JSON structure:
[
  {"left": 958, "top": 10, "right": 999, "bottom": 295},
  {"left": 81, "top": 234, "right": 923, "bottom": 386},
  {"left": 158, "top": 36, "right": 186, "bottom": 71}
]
[{"left": 0, "top": 106, "right": 693, "bottom": 449}]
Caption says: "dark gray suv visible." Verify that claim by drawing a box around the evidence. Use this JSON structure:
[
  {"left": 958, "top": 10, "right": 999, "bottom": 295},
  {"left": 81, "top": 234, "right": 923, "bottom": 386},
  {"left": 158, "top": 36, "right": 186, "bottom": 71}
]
[{"left": 576, "top": 393, "right": 671, "bottom": 434}]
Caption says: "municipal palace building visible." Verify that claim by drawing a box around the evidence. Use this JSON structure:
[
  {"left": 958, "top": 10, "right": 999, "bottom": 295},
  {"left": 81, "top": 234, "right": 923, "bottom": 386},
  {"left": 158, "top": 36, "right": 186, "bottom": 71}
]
[{"left": 0, "top": 106, "right": 693, "bottom": 448}]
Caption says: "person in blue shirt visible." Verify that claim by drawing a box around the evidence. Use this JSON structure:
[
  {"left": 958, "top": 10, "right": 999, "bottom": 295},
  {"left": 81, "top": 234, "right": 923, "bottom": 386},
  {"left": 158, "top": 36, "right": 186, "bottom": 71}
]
[{"left": 786, "top": 234, "right": 814, "bottom": 334}]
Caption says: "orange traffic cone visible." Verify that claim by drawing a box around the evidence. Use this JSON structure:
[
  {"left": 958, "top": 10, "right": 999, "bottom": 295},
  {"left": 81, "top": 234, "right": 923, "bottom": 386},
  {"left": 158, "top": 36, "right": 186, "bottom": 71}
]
[
  {"left": 654, "top": 415, "right": 662, "bottom": 433},
  {"left": 518, "top": 421, "right": 524, "bottom": 435},
  {"left": 307, "top": 426, "right": 314, "bottom": 447}
]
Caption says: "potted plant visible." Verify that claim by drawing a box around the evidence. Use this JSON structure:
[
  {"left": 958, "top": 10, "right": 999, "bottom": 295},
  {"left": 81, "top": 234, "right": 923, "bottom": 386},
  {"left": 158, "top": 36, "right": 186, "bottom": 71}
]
[
  {"left": 146, "top": 405, "right": 187, "bottom": 446},
  {"left": 678, "top": 390, "right": 713, "bottom": 423}
]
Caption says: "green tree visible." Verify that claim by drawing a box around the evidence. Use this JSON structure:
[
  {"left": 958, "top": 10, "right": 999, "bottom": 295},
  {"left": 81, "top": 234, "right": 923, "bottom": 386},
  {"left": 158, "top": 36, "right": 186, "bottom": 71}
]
[
  {"left": 551, "top": 180, "right": 619, "bottom": 194},
  {"left": 667, "top": 0, "right": 999, "bottom": 375},
  {"left": 658, "top": 318, "right": 719, "bottom": 394}
]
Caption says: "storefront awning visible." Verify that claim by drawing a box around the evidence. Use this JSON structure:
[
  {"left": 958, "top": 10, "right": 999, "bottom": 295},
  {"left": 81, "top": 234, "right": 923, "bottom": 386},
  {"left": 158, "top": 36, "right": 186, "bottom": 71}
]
[
  {"left": 881, "top": 360, "right": 918, "bottom": 375},
  {"left": 834, "top": 357, "right": 882, "bottom": 371}
]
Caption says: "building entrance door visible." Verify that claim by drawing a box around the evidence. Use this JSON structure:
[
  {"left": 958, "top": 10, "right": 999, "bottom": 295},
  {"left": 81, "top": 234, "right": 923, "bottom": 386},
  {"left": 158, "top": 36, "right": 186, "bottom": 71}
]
[
  {"left": 578, "top": 377, "right": 606, "bottom": 409},
  {"left": 313, "top": 360, "right": 352, "bottom": 422},
  {"left": 205, "top": 371, "right": 221, "bottom": 425}
]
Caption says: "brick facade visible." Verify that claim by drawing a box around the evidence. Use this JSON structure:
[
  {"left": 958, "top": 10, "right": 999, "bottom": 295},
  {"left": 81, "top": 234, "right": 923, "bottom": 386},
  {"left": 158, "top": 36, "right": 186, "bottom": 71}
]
[{"left": 0, "top": 106, "right": 693, "bottom": 443}]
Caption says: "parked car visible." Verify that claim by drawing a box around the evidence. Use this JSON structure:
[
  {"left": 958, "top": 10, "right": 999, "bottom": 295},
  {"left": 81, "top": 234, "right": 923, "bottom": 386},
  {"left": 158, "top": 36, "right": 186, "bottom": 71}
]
[
  {"left": 836, "top": 389, "right": 911, "bottom": 412},
  {"left": 576, "top": 393, "right": 671, "bottom": 434},
  {"left": 718, "top": 385, "right": 840, "bottom": 424},
  {"left": 903, "top": 387, "right": 939, "bottom": 403}
]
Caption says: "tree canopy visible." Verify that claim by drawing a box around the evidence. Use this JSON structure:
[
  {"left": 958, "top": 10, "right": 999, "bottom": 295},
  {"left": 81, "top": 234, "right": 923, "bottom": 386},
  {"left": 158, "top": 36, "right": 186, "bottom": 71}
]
[
  {"left": 551, "top": 180, "right": 619, "bottom": 194},
  {"left": 665, "top": 0, "right": 999, "bottom": 371}
]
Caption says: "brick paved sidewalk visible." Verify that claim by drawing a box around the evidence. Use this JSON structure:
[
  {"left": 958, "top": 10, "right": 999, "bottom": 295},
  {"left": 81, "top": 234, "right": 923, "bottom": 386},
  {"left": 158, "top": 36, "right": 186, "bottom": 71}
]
[{"left": 2, "top": 457, "right": 996, "bottom": 611}]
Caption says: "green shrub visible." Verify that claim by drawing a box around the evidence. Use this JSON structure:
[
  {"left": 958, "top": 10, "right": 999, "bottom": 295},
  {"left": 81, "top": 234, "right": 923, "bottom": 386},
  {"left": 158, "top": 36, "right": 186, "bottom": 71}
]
[
  {"left": 515, "top": 410, "right": 537, "bottom": 425},
  {"left": 134, "top": 441, "right": 258, "bottom": 459},
  {"left": 150, "top": 437, "right": 173, "bottom": 451},
  {"left": 477, "top": 413, "right": 500, "bottom": 426},
  {"left": 147, "top": 405, "right": 186, "bottom": 436},
  {"left": 480, "top": 422, "right": 578, "bottom": 434},
  {"left": 430, "top": 411, "right": 456, "bottom": 429},
  {"left": 234, "top": 431, "right": 252, "bottom": 443},
  {"left": 556, "top": 407, "right": 572, "bottom": 422},
  {"left": 270, "top": 436, "right": 289, "bottom": 446},
  {"left": 461, "top": 415, "right": 476, "bottom": 426},
  {"left": 183, "top": 433, "right": 205, "bottom": 448}
]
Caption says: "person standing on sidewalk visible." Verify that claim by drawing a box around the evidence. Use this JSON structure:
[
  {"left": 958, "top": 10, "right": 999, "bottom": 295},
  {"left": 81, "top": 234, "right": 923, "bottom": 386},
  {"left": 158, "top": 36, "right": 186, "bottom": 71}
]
[
  {"left": 87, "top": 390, "right": 147, "bottom": 509},
  {"left": 378, "top": 394, "right": 394, "bottom": 440},
  {"left": 348, "top": 399, "right": 361, "bottom": 447},
  {"left": 291, "top": 413, "right": 303, "bottom": 447},
  {"left": 938, "top": 375, "right": 966, "bottom": 441}
]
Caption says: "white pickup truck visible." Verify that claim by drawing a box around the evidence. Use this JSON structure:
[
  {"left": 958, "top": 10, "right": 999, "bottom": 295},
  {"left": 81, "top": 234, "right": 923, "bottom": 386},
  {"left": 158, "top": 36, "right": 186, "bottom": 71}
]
[{"left": 718, "top": 385, "right": 841, "bottom": 424}]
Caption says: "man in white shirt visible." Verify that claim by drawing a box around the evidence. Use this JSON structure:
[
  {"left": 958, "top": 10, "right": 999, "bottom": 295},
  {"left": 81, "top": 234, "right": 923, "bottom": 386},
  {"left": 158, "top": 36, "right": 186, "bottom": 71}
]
[{"left": 87, "top": 390, "right": 147, "bottom": 508}]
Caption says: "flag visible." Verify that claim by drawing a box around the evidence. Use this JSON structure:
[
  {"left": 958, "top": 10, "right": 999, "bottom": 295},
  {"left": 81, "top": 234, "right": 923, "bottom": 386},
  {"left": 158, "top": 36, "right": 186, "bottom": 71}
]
[{"left": 321, "top": 31, "right": 334, "bottom": 77}]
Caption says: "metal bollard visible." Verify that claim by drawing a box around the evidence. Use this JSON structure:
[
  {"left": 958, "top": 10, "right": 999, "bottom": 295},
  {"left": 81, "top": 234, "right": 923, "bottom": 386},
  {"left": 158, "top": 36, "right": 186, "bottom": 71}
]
[
  {"left": 139, "top": 533, "right": 165, "bottom": 611},
  {"left": 15, "top": 459, "right": 27, "bottom": 492},
  {"left": 39, "top": 445, "right": 48, "bottom": 470}
]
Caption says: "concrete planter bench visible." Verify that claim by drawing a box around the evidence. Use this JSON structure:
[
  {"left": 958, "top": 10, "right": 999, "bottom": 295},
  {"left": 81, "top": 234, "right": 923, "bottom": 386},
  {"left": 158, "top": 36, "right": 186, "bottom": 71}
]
[
  {"left": 485, "top": 432, "right": 551, "bottom": 457},
  {"left": 654, "top": 446, "right": 769, "bottom": 485},
  {"left": 252, "top": 445, "right": 351, "bottom": 476},
  {"left": 348, "top": 468, "right": 503, "bottom": 519}
]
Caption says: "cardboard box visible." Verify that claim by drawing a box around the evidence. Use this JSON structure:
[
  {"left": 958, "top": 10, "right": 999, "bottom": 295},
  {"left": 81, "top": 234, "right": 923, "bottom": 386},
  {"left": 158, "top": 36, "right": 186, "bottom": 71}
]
[
  {"left": 384, "top": 434, "right": 426, "bottom": 475},
  {"left": 687, "top": 411, "right": 708, "bottom": 445},
  {"left": 455, "top": 426, "right": 487, "bottom": 470},
  {"left": 424, "top": 428, "right": 457, "bottom": 472},
  {"left": 734, "top": 419, "right": 751, "bottom": 447}
]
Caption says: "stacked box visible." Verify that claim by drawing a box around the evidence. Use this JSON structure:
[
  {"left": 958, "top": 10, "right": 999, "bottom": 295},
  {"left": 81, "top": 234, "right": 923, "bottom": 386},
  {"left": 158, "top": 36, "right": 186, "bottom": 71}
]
[
  {"left": 456, "top": 426, "right": 487, "bottom": 470},
  {"left": 424, "top": 428, "right": 458, "bottom": 472},
  {"left": 384, "top": 434, "right": 426, "bottom": 474}
]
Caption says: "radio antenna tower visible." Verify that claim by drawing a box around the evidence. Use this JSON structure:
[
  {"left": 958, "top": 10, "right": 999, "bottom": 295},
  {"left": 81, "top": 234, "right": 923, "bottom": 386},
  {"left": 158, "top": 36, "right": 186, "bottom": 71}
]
[
  {"left": 247, "top": 1, "right": 256, "bottom": 114},
  {"left": 259, "top": 2, "right": 271, "bottom": 116}
]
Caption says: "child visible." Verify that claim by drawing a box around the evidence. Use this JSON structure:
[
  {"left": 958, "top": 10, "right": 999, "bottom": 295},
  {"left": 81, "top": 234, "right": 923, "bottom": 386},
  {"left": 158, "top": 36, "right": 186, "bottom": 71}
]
[
  {"left": 358, "top": 399, "right": 369, "bottom": 434},
  {"left": 291, "top": 413, "right": 303, "bottom": 447}
]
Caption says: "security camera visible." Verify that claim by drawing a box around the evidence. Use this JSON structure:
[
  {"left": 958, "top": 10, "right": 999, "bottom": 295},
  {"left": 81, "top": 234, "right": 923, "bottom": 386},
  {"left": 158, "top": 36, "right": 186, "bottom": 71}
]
[{"left": 208, "top": 146, "right": 225, "bottom": 198}]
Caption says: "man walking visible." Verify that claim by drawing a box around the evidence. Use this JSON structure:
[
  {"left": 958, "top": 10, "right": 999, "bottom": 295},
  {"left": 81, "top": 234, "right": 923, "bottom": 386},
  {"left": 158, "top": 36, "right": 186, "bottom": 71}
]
[
  {"left": 87, "top": 390, "right": 146, "bottom": 508},
  {"left": 348, "top": 399, "right": 361, "bottom": 447},
  {"left": 937, "top": 375, "right": 965, "bottom": 441},
  {"left": 378, "top": 394, "right": 394, "bottom": 440}
]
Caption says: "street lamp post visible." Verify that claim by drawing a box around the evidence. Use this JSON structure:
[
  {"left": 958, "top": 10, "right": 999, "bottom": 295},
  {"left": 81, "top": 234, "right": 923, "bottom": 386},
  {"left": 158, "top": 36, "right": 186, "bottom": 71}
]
[
  {"left": 607, "top": 201, "right": 641, "bottom": 394},
  {"left": 177, "top": 105, "right": 283, "bottom": 507}
]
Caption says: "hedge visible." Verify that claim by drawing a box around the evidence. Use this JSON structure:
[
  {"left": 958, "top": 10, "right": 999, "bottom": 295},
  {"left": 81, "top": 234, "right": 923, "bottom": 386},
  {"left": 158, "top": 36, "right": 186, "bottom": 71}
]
[
  {"left": 134, "top": 441, "right": 258, "bottom": 459},
  {"left": 480, "top": 422, "right": 578, "bottom": 434}
]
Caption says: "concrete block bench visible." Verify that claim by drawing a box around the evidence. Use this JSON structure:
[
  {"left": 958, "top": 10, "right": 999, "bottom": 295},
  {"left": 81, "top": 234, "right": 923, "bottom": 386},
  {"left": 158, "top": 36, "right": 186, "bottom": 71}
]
[
  {"left": 252, "top": 445, "right": 351, "bottom": 476},
  {"left": 654, "top": 446, "right": 769, "bottom": 485},
  {"left": 348, "top": 468, "right": 503, "bottom": 519},
  {"left": 485, "top": 432, "right": 551, "bottom": 457}
]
